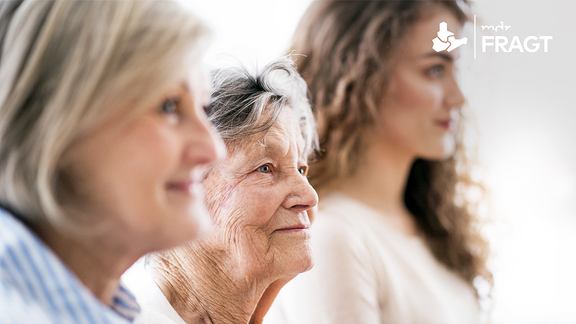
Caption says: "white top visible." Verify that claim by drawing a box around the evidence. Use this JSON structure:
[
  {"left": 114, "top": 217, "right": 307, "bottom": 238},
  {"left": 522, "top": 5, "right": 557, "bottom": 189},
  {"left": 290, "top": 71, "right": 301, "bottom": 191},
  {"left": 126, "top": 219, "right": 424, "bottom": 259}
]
[
  {"left": 123, "top": 259, "right": 186, "bottom": 324},
  {"left": 265, "top": 193, "right": 481, "bottom": 324}
]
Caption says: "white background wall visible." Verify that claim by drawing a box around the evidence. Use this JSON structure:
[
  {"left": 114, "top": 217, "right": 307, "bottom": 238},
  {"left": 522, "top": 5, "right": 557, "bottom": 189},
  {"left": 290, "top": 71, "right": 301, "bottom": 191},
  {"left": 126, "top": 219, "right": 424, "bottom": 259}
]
[{"left": 183, "top": 1, "right": 576, "bottom": 323}]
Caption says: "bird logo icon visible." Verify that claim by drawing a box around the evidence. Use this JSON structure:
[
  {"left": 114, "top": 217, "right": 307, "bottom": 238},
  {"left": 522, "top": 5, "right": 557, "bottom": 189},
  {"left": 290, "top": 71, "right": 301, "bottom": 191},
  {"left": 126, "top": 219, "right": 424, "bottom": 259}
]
[{"left": 432, "top": 22, "right": 467, "bottom": 52}]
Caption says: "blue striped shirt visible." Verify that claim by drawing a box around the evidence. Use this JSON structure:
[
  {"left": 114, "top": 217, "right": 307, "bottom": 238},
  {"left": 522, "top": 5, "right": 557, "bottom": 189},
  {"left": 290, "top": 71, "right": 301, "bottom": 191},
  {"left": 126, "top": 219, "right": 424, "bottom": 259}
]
[{"left": 0, "top": 208, "right": 141, "bottom": 324}]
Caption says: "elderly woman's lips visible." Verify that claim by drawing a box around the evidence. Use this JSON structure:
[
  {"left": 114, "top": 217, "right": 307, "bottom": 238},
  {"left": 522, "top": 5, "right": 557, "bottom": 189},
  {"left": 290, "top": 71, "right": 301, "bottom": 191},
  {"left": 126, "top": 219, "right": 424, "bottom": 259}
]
[{"left": 274, "top": 224, "right": 310, "bottom": 233}]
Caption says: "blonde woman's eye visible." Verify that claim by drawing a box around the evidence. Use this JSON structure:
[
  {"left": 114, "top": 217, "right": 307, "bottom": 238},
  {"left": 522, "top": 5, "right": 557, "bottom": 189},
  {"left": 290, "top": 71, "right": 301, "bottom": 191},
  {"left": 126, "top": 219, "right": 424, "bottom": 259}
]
[
  {"left": 160, "top": 98, "right": 179, "bottom": 115},
  {"left": 258, "top": 165, "right": 271, "bottom": 173},
  {"left": 298, "top": 166, "right": 308, "bottom": 176}
]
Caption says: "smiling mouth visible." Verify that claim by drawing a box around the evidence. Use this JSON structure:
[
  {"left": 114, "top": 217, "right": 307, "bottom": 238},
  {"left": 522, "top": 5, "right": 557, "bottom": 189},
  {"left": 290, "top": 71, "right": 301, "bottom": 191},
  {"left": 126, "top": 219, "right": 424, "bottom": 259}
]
[
  {"left": 274, "top": 224, "right": 310, "bottom": 233},
  {"left": 166, "top": 181, "right": 200, "bottom": 197},
  {"left": 434, "top": 119, "right": 454, "bottom": 130}
]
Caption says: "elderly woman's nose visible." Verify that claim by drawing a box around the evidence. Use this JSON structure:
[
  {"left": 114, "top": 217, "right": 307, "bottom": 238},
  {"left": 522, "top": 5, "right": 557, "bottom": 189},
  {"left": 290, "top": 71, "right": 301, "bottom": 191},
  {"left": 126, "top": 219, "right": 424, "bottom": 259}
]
[
  {"left": 183, "top": 118, "right": 226, "bottom": 167},
  {"left": 282, "top": 172, "right": 319, "bottom": 212}
]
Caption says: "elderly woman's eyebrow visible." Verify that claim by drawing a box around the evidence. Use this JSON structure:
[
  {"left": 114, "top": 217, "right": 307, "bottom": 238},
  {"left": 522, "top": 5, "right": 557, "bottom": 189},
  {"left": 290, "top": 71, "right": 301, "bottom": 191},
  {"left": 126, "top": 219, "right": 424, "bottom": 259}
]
[
  {"left": 261, "top": 142, "right": 288, "bottom": 157},
  {"left": 259, "top": 140, "right": 307, "bottom": 162}
]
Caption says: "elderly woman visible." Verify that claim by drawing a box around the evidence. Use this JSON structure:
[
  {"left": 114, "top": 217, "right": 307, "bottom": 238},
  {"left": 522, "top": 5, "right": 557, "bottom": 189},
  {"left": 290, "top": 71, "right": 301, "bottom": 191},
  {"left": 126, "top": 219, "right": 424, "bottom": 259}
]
[
  {"left": 125, "top": 57, "right": 318, "bottom": 324},
  {"left": 0, "top": 1, "right": 224, "bottom": 323}
]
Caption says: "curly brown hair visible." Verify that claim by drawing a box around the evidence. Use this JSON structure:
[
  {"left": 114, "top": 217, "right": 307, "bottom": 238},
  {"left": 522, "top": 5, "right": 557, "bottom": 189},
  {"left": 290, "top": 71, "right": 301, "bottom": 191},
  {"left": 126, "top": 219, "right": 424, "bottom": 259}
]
[{"left": 290, "top": 0, "right": 492, "bottom": 294}]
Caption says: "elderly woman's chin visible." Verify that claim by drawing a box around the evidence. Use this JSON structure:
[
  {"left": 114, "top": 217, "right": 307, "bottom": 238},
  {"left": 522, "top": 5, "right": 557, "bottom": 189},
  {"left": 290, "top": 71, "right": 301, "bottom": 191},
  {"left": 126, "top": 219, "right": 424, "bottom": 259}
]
[{"left": 271, "top": 233, "right": 315, "bottom": 276}]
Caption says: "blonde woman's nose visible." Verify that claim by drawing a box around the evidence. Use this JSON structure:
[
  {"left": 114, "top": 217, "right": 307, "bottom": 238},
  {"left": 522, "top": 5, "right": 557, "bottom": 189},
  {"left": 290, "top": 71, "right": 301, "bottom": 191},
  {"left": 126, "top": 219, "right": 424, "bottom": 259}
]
[{"left": 183, "top": 119, "right": 226, "bottom": 168}]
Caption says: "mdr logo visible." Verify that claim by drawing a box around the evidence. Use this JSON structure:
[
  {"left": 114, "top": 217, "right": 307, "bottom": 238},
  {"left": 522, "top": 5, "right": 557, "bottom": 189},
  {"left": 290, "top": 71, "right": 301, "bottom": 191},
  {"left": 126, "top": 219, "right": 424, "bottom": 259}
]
[{"left": 432, "top": 17, "right": 553, "bottom": 59}]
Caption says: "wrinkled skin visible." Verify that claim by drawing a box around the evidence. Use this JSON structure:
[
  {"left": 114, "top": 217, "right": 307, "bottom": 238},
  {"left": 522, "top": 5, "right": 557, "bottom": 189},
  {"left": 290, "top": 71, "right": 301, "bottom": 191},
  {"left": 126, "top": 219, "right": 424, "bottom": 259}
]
[{"left": 154, "top": 107, "right": 318, "bottom": 324}]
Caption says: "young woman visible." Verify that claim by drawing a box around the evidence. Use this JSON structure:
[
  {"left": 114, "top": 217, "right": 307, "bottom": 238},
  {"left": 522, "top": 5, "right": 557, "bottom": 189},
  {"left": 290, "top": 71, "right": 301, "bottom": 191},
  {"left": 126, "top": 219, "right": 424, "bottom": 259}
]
[
  {"left": 268, "top": 1, "right": 491, "bottom": 323},
  {"left": 0, "top": 1, "right": 224, "bottom": 323}
]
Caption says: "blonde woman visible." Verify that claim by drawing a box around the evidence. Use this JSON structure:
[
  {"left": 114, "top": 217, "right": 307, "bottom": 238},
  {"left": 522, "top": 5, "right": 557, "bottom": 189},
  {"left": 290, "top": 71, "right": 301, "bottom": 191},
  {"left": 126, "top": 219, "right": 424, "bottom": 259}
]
[
  {"left": 269, "top": 1, "right": 492, "bottom": 323},
  {"left": 0, "top": 1, "right": 223, "bottom": 323}
]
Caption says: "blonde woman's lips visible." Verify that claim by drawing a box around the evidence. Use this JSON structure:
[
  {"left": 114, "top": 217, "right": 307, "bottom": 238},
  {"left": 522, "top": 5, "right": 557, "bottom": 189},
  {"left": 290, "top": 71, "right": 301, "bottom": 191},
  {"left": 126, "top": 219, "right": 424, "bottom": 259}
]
[
  {"left": 434, "top": 118, "right": 453, "bottom": 131},
  {"left": 166, "top": 181, "right": 200, "bottom": 197}
]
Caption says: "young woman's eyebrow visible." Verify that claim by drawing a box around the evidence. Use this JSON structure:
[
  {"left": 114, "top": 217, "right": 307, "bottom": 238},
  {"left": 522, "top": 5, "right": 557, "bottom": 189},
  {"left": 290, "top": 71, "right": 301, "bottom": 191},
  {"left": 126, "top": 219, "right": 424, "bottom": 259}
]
[{"left": 421, "top": 52, "right": 456, "bottom": 62}]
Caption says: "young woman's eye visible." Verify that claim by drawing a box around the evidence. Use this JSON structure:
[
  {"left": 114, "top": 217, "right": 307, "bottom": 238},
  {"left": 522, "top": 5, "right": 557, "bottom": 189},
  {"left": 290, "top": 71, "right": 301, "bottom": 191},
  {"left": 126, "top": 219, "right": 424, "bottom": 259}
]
[
  {"left": 258, "top": 164, "right": 271, "bottom": 174},
  {"left": 298, "top": 166, "right": 308, "bottom": 176},
  {"left": 427, "top": 65, "right": 445, "bottom": 78},
  {"left": 160, "top": 98, "right": 180, "bottom": 115}
]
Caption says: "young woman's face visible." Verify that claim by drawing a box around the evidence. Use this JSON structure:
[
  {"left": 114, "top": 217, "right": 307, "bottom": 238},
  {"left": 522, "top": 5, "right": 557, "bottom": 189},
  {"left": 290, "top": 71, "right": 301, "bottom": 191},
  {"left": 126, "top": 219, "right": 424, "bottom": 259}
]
[
  {"left": 60, "top": 68, "right": 225, "bottom": 253},
  {"left": 377, "top": 8, "right": 466, "bottom": 160}
]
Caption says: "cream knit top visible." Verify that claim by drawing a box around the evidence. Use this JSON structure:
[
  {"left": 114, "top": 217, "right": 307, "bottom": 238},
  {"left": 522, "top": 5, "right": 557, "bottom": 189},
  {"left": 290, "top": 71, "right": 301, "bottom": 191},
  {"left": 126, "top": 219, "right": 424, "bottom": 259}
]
[{"left": 266, "top": 193, "right": 481, "bottom": 324}]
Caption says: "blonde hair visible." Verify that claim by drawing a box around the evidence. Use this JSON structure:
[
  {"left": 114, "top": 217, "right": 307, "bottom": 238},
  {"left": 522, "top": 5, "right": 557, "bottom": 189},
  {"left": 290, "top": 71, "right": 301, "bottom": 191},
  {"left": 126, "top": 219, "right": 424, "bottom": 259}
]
[
  {"left": 0, "top": 0, "right": 211, "bottom": 230},
  {"left": 291, "top": 0, "right": 492, "bottom": 294}
]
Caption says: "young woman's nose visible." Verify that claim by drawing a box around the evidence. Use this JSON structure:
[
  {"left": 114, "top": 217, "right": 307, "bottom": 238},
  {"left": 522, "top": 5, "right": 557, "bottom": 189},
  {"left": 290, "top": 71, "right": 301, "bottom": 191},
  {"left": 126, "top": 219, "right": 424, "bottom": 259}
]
[{"left": 446, "top": 74, "right": 466, "bottom": 109}]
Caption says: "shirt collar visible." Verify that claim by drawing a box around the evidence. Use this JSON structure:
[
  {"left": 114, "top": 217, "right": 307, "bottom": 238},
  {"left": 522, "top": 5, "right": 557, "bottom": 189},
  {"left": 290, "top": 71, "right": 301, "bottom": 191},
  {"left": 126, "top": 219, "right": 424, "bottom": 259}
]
[
  {"left": 0, "top": 208, "right": 141, "bottom": 322},
  {"left": 111, "top": 282, "right": 142, "bottom": 321}
]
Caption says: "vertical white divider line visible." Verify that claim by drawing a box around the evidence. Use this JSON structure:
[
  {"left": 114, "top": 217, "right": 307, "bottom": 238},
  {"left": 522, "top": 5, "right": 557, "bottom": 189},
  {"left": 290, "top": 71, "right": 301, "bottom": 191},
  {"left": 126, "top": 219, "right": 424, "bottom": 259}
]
[{"left": 474, "top": 15, "right": 477, "bottom": 59}]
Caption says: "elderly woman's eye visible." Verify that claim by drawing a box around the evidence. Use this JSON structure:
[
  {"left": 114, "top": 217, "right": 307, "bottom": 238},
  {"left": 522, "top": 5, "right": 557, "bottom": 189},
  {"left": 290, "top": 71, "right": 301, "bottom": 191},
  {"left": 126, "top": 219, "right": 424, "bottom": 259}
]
[
  {"left": 298, "top": 166, "right": 308, "bottom": 176},
  {"left": 160, "top": 98, "right": 180, "bottom": 115},
  {"left": 258, "top": 164, "right": 271, "bottom": 173}
]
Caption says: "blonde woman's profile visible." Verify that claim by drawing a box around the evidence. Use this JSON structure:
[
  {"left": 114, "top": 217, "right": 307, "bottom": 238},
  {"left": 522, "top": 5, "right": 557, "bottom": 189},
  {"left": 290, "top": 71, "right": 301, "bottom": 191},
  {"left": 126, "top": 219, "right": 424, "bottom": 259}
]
[{"left": 0, "top": 1, "right": 223, "bottom": 323}]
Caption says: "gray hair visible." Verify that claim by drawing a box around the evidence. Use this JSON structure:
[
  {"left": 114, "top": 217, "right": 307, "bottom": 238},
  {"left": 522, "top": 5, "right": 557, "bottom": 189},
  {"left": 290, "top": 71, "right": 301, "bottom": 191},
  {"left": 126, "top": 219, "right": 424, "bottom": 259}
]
[
  {"left": 0, "top": 0, "right": 211, "bottom": 230},
  {"left": 206, "top": 57, "right": 318, "bottom": 158}
]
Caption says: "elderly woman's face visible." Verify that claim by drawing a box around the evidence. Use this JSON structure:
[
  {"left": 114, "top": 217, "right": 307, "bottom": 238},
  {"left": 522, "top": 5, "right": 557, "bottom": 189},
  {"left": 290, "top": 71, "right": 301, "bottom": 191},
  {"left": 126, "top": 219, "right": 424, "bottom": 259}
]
[
  {"left": 60, "top": 69, "right": 225, "bottom": 252},
  {"left": 203, "top": 107, "right": 318, "bottom": 277}
]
